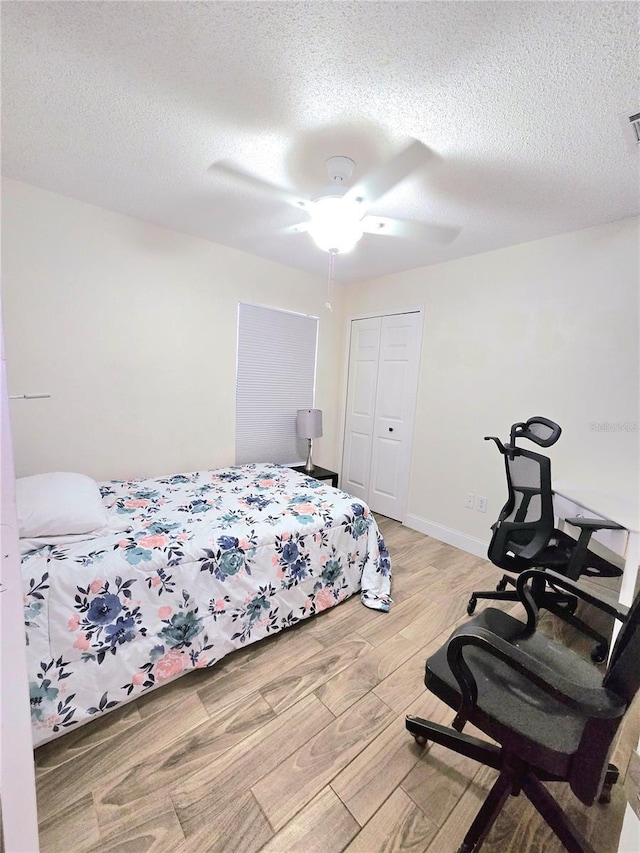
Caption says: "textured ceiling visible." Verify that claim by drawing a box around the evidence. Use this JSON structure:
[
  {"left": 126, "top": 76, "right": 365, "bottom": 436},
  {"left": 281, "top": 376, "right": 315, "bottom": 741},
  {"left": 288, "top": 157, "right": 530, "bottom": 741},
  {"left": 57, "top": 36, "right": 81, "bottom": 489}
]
[{"left": 1, "top": 1, "right": 638, "bottom": 283}]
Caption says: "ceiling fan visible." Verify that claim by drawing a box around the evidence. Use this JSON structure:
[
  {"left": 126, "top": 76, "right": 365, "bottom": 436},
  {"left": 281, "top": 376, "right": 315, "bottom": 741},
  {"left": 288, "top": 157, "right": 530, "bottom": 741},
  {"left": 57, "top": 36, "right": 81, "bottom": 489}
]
[{"left": 209, "top": 139, "right": 459, "bottom": 255}]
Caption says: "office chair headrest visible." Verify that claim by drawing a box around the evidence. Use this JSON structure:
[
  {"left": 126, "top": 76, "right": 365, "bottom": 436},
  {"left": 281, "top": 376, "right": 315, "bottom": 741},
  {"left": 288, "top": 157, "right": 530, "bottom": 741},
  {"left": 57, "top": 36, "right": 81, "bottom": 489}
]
[{"left": 510, "top": 417, "right": 561, "bottom": 448}]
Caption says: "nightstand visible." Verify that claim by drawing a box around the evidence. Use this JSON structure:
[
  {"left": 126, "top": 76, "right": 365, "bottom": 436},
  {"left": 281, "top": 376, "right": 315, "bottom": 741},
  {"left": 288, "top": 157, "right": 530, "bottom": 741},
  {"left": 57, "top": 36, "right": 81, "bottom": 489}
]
[{"left": 291, "top": 465, "right": 339, "bottom": 488}]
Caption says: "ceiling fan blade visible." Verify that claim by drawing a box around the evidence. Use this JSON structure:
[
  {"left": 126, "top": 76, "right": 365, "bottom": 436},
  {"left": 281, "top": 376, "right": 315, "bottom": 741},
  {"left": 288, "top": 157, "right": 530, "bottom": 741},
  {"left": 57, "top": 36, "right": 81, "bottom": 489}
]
[
  {"left": 208, "top": 161, "right": 310, "bottom": 211},
  {"left": 277, "top": 221, "right": 310, "bottom": 235},
  {"left": 344, "top": 139, "right": 436, "bottom": 208},
  {"left": 361, "top": 216, "right": 460, "bottom": 244}
]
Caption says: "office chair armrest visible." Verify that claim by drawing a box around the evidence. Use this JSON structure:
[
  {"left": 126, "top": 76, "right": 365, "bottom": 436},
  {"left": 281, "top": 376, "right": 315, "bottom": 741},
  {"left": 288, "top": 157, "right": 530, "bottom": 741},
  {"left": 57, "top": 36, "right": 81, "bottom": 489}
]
[
  {"left": 558, "top": 518, "right": 624, "bottom": 579},
  {"left": 484, "top": 435, "right": 506, "bottom": 453},
  {"left": 565, "top": 517, "right": 624, "bottom": 531},
  {"left": 446, "top": 626, "right": 626, "bottom": 725},
  {"left": 515, "top": 568, "right": 628, "bottom": 632}
]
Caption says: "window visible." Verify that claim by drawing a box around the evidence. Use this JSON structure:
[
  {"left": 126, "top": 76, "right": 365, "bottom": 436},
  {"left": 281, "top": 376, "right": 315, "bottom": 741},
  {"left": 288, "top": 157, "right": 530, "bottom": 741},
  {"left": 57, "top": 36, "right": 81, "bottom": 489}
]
[{"left": 236, "top": 302, "right": 318, "bottom": 465}]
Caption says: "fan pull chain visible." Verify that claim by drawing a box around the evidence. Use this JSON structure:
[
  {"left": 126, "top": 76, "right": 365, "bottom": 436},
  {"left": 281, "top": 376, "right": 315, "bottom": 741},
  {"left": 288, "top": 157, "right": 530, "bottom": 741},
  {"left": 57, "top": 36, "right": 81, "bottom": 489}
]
[{"left": 326, "top": 249, "right": 337, "bottom": 311}]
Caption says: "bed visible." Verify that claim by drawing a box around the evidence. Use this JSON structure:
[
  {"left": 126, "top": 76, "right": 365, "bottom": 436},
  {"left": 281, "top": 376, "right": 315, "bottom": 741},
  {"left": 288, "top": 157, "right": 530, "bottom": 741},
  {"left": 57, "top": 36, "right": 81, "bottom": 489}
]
[{"left": 20, "top": 463, "right": 391, "bottom": 747}]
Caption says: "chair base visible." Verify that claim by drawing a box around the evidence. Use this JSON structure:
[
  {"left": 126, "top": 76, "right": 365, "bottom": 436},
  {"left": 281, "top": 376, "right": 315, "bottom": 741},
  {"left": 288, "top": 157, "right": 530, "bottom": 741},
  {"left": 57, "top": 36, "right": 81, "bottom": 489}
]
[
  {"left": 467, "top": 574, "right": 610, "bottom": 662},
  {"left": 406, "top": 715, "right": 617, "bottom": 853}
]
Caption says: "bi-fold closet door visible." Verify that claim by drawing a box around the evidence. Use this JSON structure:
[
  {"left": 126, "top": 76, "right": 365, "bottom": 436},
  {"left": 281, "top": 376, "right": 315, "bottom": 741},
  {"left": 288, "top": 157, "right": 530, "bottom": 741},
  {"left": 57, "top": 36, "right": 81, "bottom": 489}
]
[{"left": 341, "top": 311, "right": 422, "bottom": 522}]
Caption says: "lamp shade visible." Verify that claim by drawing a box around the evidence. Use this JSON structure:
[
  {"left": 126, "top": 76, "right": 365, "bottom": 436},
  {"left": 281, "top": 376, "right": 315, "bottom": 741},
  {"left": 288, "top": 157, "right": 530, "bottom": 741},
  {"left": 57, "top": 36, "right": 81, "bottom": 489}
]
[{"left": 297, "top": 409, "right": 323, "bottom": 440}]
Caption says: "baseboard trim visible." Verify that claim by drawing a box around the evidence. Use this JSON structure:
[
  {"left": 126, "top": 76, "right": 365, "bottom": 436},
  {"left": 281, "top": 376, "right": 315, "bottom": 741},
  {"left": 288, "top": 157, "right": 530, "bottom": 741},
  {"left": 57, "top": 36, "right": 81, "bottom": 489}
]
[{"left": 404, "top": 514, "right": 489, "bottom": 560}]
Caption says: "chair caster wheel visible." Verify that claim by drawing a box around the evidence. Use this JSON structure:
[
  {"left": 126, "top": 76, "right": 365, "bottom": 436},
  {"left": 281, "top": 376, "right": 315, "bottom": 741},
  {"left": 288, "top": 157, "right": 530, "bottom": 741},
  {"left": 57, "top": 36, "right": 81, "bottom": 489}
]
[
  {"left": 591, "top": 643, "right": 608, "bottom": 664},
  {"left": 598, "top": 782, "right": 613, "bottom": 804},
  {"left": 467, "top": 597, "right": 477, "bottom": 616},
  {"left": 496, "top": 578, "right": 508, "bottom": 592},
  {"left": 412, "top": 734, "right": 428, "bottom": 747}
]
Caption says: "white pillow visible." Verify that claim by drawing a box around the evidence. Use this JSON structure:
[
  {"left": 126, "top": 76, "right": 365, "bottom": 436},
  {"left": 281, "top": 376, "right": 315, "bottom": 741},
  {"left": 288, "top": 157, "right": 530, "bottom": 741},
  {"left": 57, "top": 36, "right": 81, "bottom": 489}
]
[{"left": 16, "top": 472, "right": 109, "bottom": 539}]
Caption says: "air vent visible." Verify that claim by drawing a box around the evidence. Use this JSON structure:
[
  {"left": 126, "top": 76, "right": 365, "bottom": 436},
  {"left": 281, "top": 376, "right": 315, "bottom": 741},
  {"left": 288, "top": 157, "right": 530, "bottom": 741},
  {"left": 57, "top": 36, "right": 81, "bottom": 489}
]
[{"left": 618, "top": 111, "right": 640, "bottom": 153}]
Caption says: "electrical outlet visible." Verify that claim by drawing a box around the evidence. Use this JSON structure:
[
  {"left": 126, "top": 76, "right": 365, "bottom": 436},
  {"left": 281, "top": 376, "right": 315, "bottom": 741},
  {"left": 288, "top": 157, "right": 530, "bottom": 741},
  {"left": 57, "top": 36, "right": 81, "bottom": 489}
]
[
  {"left": 464, "top": 492, "right": 474, "bottom": 509},
  {"left": 475, "top": 495, "right": 488, "bottom": 513}
]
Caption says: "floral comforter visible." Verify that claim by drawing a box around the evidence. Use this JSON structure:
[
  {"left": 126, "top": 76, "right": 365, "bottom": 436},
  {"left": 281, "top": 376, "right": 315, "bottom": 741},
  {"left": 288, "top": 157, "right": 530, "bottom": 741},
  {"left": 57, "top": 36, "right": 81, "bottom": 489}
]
[{"left": 23, "top": 464, "right": 391, "bottom": 747}]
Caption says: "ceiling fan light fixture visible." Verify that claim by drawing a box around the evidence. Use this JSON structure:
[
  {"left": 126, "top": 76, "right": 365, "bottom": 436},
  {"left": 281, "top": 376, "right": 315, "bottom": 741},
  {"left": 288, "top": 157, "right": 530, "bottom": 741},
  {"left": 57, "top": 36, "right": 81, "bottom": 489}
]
[{"left": 307, "top": 196, "right": 364, "bottom": 254}]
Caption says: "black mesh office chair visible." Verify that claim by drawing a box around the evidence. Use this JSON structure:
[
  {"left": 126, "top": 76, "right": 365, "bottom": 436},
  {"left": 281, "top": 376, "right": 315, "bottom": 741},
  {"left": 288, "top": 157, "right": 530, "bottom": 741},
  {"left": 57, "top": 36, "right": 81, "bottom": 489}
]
[
  {"left": 467, "top": 417, "right": 623, "bottom": 662},
  {"left": 407, "top": 569, "right": 637, "bottom": 853}
]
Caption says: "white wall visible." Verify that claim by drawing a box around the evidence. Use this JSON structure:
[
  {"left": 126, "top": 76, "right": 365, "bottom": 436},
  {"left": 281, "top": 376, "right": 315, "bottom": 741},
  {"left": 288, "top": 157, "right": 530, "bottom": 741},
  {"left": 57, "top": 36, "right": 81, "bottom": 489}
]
[
  {"left": 0, "top": 312, "right": 40, "bottom": 851},
  {"left": 344, "top": 217, "right": 640, "bottom": 550},
  {"left": 2, "top": 179, "right": 344, "bottom": 480},
  {"left": 4, "top": 180, "right": 638, "bottom": 552}
]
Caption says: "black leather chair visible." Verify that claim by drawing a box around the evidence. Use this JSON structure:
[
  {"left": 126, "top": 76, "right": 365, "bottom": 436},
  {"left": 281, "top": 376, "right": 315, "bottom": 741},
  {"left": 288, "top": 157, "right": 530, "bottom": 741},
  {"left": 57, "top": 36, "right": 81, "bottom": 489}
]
[
  {"left": 467, "top": 417, "right": 623, "bottom": 662},
  {"left": 407, "top": 569, "right": 637, "bottom": 853}
]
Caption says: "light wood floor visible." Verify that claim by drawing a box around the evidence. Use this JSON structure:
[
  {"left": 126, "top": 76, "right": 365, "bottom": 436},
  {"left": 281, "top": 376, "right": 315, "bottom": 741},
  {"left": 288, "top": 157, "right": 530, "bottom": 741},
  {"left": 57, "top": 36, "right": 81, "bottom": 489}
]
[{"left": 33, "top": 518, "right": 638, "bottom": 853}]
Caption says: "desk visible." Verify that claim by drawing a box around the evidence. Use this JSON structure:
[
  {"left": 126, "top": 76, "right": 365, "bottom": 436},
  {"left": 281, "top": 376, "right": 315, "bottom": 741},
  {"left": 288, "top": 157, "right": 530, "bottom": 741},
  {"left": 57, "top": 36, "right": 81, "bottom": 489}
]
[
  {"left": 555, "top": 489, "right": 640, "bottom": 853},
  {"left": 553, "top": 482, "right": 639, "bottom": 608}
]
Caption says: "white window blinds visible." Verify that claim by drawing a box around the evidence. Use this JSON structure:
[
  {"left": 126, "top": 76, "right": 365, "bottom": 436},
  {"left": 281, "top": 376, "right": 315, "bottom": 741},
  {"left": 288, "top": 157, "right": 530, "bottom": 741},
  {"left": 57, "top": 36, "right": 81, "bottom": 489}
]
[{"left": 236, "top": 302, "right": 318, "bottom": 465}]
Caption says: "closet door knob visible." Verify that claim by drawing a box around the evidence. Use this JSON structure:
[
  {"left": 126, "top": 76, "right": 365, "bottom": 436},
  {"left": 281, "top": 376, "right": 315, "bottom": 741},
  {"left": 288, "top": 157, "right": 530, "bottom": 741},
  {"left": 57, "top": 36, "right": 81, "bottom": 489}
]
[{"left": 388, "top": 427, "right": 394, "bottom": 432}]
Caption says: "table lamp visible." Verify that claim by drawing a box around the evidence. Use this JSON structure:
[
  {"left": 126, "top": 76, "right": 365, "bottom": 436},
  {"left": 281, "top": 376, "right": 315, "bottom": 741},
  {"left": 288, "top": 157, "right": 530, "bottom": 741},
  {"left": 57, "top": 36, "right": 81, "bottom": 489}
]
[{"left": 297, "top": 409, "right": 323, "bottom": 473}]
